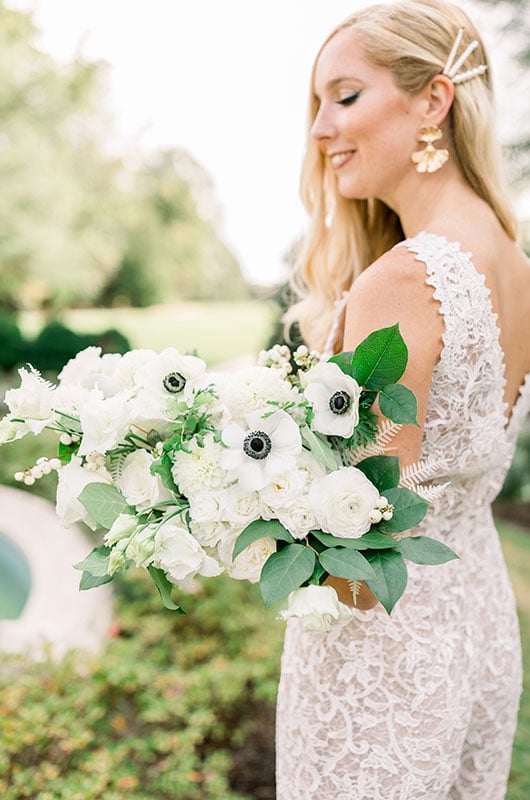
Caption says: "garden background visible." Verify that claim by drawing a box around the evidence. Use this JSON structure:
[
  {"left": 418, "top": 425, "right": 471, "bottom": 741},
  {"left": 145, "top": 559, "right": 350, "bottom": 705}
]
[{"left": 1, "top": 1, "right": 530, "bottom": 798}]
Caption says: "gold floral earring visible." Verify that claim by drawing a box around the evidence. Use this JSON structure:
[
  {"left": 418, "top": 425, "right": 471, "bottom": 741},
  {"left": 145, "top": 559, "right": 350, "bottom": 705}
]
[{"left": 411, "top": 125, "right": 449, "bottom": 173}]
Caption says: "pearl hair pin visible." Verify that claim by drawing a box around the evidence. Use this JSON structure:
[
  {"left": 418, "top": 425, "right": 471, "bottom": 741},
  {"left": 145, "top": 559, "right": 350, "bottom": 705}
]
[{"left": 442, "top": 27, "right": 487, "bottom": 85}]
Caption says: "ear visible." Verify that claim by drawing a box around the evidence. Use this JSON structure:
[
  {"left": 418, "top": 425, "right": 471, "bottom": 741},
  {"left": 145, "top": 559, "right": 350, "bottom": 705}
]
[{"left": 421, "top": 75, "right": 454, "bottom": 127}]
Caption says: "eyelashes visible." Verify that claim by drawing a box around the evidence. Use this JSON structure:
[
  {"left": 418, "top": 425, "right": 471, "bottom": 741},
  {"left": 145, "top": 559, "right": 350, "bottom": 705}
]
[{"left": 338, "top": 91, "right": 361, "bottom": 106}]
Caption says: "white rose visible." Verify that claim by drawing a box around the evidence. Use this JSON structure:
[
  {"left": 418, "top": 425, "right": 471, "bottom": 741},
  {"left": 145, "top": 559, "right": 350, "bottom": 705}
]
[
  {"left": 153, "top": 520, "right": 223, "bottom": 591},
  {"left": 277, "top": 500, "right": 317, "bottom": 540},
  {"left": 78, "top": 391, "right": 131, "bottom": 456},
  {"left": 104, "top": 513, "right": 138, "bottom": 546},
  {"left": 116, "top": 449, "right": 172, "bottom": 510},
  {"left": 303, "top": 361, "right": 361, "bottom": 438},
  {"left": 218, "top": 531, "right": 276, "bottom": 583},
  {"left": 277, "top": 585, "right": 353, "bottom": 631},
  {"left": 4, "top": 367, "right": 56, "bottom": 433},
  {"left": 171, "top": 435, "right": 226, "bottom": 495},
  {"left": 189, "top": 519, "right": 229, "bottom": 548},
  {"left": 188, "top": 492, "right": 223, "bottom": 524},
  {"left": 220, "top": 487, "right": 263, "bottom": 526},
  {"left": 55, "top": 455, "right": 113, "bottom": 529},
  {"left": 309, "top": 467, "right": 380, "bottom": 539}
]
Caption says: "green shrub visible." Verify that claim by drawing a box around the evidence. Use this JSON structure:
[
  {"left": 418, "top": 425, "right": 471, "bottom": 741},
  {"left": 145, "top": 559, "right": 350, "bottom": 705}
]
[
  {"left": 0, "top": 313, "right": 25, "bottom": 371},
  {"left": 0, "top": 570, "right": 283, "bottom": 800},
  {"left": 22, "top": 321, "right": 131, "bottom": 373}
]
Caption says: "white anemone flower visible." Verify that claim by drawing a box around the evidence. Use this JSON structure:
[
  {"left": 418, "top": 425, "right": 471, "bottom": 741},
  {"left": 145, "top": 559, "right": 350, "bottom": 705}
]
[
  {"left": 303, "top": 361, "right": 361, "bottom": 438},
  {"left": 221, "top": 409, "right": 302, "bottom": 492},
  {"left": 135, "top": 347, "right": 207, "bottom": 410}
]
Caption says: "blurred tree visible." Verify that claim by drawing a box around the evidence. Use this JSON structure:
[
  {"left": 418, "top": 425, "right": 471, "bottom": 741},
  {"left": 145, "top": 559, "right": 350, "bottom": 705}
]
[{"left": 0, "top": 2, "right": 246, "bottom": 311}]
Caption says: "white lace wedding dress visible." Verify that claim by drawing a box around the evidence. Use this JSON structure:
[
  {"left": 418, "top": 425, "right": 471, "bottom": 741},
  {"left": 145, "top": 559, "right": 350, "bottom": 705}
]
[{"left": 276, "top": 232, "right": 528, "bottom": 799}]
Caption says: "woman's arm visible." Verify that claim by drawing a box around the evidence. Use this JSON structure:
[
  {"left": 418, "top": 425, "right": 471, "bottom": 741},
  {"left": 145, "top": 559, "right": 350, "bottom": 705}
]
[{"left": 326, "top": 247, "right": 444, "bottom": 609}]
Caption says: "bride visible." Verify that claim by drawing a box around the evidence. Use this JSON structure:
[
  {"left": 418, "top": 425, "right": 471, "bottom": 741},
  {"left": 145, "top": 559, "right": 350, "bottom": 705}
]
[{"left": 277, "top": 0, "right": 530, "bottom": 797}]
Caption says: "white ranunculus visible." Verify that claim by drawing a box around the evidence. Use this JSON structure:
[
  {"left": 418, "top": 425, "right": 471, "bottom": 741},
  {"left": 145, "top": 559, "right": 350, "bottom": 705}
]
[
  {"left": 77, "top": 391, "right": 131, "bottom": 456},
  {"left": 171, "top": 435, "right": 227, "bottom": 495},
  {"left": 259, "top": 468, "right": 307, "bottom": 512},
  {"left": 189, "top": 519, "right": 229, "bottom": 548},
  {"left": 220, "top": 486, "right": 263, "bottom": 527},
  {"left": 303, "top": 361, "right": 361, "bottom": 438},
  {"left": 277, "top": 500, "right": 317, "bottom": 540},
  {"left": 218, "top": 531, "right": 276, "bottom": 584},
  {"left": 4, "top": 367, "right": 56, "bottom": 433},
  {"left": 116, "top": 449, "right": 172, "bottom": 510},
  {"left": 217, "top": 366, "right": 301, "bottom": 424},
  {"left": 277, "top": 585, "right": 353, "bottom": 631},
  {"left": 135, "top": 348, "right": 207, "bottom": 409},
  {"left": 104, "top": 513, "right": 138, "bottom": 546},
  {"left": 125, "top": 527, "right": 156, "bottom": 568},
  {"left": 55, "top": 455, "right": 113, "bottom": 529},
  {"left": 309, "top": 467, "right": 380, "bottom": 539},
  {"left": 153, "top": 520, "right": 223, "bottom": 590},
  {"left": 221, "top": 409, "right": 302, "bottom": 492}
]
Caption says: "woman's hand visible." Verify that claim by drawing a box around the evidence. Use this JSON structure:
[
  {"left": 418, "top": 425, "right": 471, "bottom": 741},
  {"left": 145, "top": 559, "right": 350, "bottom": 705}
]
[{"left": 323, "top": 575, "right": 379, "bottom": 610}]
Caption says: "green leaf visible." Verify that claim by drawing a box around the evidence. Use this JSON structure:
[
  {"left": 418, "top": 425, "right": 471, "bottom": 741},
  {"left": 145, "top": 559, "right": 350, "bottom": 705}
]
[
  {"left": 355, "top": 531, "right": 400, "bottom": 549},
  {"left": 329, "top": 351, "right": 354, "bottom": 376},
  {"left": 260, "top": 545, "right": 316, "bottom": 608},
  {"left": 319, "top": 548, "right": 376, "bottom": 581},
  {"left": 356, "top": 455, "right": 400, "bottom": 491},
  {"left": 379, "top": 383, "right": 418, "bottom": 425},
  {"left": 233, "top": 519, "right": 294, "bottom": 560},
  {"left": 148, "top": 566, "right": 186, "bottom": 613},
  {"left": 310, "top": 530, "right": 370, "bottom": 550},
  {"left": 377, "top": 487, "right": 429, "bottom": 533},
  {"left": 78, "top": 484, "right": 133, "bottom": 530},
  {"left": 74, "top": 545, "right": 111, "bottom": 577},
  {"left": 396, "top": 536, "right": 459, "bottom": 565},
  {"left": 79, "top": 572, "right": 114, "bottom": 591},
  {"left": 350, "top": 324, "right": 408, "bottom": 390},
  {"left": 364, "top": 549, "right": 408, "bottom": 614},
  {"left": 300, "top": 425, "right": 339, "bottom": 471}
]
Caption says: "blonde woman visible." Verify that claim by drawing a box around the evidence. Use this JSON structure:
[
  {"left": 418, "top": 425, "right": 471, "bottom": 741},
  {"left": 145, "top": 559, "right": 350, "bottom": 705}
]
[{"left": 277, "top": 1, "right": 530, "bottom": 797}]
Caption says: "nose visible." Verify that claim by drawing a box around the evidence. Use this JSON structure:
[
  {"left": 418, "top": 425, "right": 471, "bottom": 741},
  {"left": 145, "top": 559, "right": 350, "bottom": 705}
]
[{"left": 310, "top": 104, "right": 336, "bottom": 143}]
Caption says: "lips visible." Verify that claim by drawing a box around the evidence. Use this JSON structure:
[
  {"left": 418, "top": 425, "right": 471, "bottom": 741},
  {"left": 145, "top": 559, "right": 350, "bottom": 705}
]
[{"left": 330, "top": 151, "right": 354, "bottom": 169}]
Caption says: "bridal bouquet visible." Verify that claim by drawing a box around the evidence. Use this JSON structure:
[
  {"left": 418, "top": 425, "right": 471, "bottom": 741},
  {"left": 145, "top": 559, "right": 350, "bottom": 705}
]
[{"left": 0, "top": 324, "right": 457, "bottom": 629}]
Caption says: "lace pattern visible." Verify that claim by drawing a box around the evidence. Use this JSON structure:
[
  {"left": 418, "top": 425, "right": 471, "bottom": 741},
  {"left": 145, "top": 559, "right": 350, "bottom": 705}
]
[{"left": 276, "top": 232, "right": 526, "bottom": 799}]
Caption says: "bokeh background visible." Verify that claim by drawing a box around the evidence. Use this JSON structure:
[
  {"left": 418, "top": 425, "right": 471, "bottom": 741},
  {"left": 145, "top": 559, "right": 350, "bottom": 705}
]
[{"left": 0, "top": 1, "right": 530, "bottom": 798}]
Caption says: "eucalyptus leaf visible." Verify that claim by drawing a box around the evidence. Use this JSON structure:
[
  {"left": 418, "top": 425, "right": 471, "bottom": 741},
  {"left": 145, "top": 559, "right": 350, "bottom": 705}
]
[
  {"left": 78, "top": 483, "right": 133, "bottom": 530},
  {"left": 74, "top": 545, "right": 111, "bottom": 577},
  {"left": 350, "top": 324, "right": 408, "bottom": 390},
  {"left": 396, "top": 536, "right": 459, "bottom": 565},
  {"left": 355, "top": 455, "right": 400, "bottom": 491},
  {"left": 300, "top": 425, "right": 339, "bottom": 471},
  {"left": 379, "top": 383, "right": 418, "bottom": 425},
  {"left": 79, "top": 571, "right": 114, "bottom": 591},
  {"left": 377, "top": 487, "right": 429, "bottom": 533},
  {"left": 148, "top": 566, "right": 186, "bottom": 612},
  {"left": 233, "top": 519, "right": 294, "bottom": 560},
  {"left": 319, "top": 547, "right": 376, "bottom": 581},
  {"left": 260, "top": 545, "right": 316, "bottom": 608},
  {"left": 364, "top": 549, "right": 408, "bottom": 614}
]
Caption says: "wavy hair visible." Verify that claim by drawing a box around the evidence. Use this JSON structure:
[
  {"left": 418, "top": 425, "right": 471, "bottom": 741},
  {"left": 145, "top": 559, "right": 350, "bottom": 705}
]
[{"left": 285, "top": 0, "right": 517, "bottom": 351}]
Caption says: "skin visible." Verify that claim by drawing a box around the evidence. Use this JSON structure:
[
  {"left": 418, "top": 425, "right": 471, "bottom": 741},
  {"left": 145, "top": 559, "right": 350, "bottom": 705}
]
[{"left": 312, "top": 27, "right": 530, "bottom": 610}]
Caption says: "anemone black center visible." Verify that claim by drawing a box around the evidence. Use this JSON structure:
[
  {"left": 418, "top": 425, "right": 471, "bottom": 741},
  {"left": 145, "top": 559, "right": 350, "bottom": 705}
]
[
  {"left": 329, "top": 390, "right": 351, "bottom": 415},
  {"left": 243, "top": 430, "right": 272, "bottom": 460},
  {"left": 163, "top": 371, "right": 187, "bottom": 394}
]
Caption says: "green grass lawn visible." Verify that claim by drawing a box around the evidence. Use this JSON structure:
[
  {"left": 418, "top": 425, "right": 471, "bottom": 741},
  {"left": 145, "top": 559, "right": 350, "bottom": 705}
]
[{"left": 19, "top": 300, "right": 278, "bottom": 365}]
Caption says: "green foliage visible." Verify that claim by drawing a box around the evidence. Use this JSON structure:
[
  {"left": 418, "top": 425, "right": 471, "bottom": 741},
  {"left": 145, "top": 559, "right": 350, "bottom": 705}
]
[
  {"left": 500, "top": 426, "right": 530, "bottom": 501},
  {"left": 0, "top": 570, "right": 283, "bottom": 799},
  {"left": 0, "top": 313, "right": 25, "bottom": 370}
]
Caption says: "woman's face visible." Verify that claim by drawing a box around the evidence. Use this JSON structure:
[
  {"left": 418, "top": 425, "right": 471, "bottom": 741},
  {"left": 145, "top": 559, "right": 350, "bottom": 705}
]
[{"left": 311, "top": 28, "right": 426, "bottom": 205}]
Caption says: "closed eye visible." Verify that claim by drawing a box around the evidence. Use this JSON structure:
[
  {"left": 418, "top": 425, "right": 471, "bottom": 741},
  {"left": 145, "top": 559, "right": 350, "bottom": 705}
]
[{"left": 338, "top": 91, "right": 361, "bottom": 106}]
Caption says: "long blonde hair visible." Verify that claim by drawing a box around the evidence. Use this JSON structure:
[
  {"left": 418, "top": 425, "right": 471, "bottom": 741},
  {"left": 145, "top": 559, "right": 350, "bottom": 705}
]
[{"left": 286, "top": 0, "right": 517, "bottom": 351}]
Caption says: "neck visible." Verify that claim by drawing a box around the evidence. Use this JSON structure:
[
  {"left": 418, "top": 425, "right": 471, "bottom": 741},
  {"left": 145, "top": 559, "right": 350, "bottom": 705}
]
[{"left": 379, "top": 161, "right": 478, "bottom": 239}]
